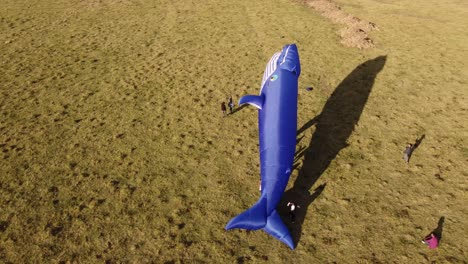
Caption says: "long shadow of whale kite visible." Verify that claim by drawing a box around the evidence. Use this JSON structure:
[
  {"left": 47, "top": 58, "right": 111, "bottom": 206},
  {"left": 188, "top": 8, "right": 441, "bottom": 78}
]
[{"left": 280, "top": 56, "right": 387, "bottom": 247}]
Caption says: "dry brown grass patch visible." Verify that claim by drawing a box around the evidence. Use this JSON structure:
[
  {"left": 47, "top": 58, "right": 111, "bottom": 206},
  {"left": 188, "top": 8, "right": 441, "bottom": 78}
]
[{"left": 302, "top": 0, "right": 378, "bottom": 49}]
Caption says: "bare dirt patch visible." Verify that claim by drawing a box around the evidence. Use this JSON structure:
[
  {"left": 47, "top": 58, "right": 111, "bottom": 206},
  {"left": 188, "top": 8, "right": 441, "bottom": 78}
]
[
  {"left": 75, "top": 0, "right": 134, "bottom": 10},
  {"left": 302, "top": 0, "right": 378, "bottom": 49}
]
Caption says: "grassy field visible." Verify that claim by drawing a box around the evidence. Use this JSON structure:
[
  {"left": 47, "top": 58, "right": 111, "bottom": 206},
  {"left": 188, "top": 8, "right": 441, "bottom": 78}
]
[{"left": 1, "top": 0, "right": 467, "bottom": 262}]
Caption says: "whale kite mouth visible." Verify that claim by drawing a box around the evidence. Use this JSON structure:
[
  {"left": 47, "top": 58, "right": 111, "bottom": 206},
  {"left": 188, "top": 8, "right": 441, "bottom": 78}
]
[
  {"left": 260, "top": 52, "right": 281, "bottom": 94},
  {"left": 260, "top": 45, "right": 300, "bottom": 93}
]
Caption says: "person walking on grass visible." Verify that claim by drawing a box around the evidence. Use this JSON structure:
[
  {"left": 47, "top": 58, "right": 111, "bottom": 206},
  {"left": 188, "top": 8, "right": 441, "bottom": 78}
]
[
  {"left": 287, "top": 202, "right": 300, "bottom": 223},
  {"left": 403, "top": 143, "right": 414, "bottom": 163},
  {"left": 221, "top": 102, "right": 227, "bottom": 116},
  {"left": 228, "top": 96, "right": 234, "bottom": 113},
  {"left": 422, "top": 232, "right": 439, "bottom": 249}
]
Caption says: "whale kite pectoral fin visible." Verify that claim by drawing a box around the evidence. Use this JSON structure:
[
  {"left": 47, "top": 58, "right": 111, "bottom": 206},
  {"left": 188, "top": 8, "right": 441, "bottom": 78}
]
[
  {"left": 238, "top": 95, "right": 264, "bottom": 110},
  {"left": 263, "top": 210, "right": 295, "bottom": 249},
  {"left": 225, "top": 195, "right": 267, "bottom": 230}
]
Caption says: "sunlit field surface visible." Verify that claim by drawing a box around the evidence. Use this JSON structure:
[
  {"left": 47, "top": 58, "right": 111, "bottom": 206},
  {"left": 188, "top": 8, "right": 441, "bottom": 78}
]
[{"left": 1, "top": 0, "right": 467, "bottom": 262}]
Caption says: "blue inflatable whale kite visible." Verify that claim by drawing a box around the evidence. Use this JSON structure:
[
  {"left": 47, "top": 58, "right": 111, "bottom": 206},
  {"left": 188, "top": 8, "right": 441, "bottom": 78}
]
[{"left": 225, "top": 44, "right": 300, "bottom": 249}]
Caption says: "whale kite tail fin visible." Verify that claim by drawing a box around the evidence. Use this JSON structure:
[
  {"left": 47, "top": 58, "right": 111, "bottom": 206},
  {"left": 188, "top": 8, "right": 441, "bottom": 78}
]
[
  {"left": 263, "top": 210, "right": 295, "bottom": 249},
  {"left": 225, "top": 195, "right": 295, "bottom": 249},
  {"left": 225, "top": 195, "right": 268, "bottom": 230}
]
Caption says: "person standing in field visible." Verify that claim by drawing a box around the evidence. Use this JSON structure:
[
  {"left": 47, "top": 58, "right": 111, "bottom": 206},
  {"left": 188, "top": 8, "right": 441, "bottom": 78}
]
[
  {"left": 228, "top": 96, "right": 234, "bottom": 113},
  {"left": 422, "top": 232, "right": 439, "bottom": 249},
  {"left": 221, "top": 102, "right": 227, "bottom": 116},
  {"left": 403, "top": 143, "right": 414, "bottom": 163},
  {"left": 287, "top": 202, "right": 300, "bottom": 223}
]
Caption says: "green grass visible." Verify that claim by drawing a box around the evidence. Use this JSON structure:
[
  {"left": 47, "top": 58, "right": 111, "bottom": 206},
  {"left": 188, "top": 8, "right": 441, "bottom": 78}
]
[{"left": 1, "top": 0, "right": 467, "bottom": 262}]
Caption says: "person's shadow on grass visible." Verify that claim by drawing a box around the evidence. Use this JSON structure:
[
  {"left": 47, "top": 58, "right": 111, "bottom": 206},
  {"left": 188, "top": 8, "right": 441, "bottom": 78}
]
[
  {"left": 280, "top": 56, "right": 387, "bottom": 247},
  {"left": 412, "top": 134, "right": 426, "bottom": 153},
  {"left": 229, "top": 104, "right": 247, "bottom": 115},
  {"left": 405, "top": 134, "right": 425, "bottom": 163},
  {"left": 431, "top": 216, "right": 445, "bottom": 242}
]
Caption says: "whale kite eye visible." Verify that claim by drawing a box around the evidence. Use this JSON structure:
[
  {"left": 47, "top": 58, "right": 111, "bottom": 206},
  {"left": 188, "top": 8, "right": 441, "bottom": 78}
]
[{"left": 270, "top": 74, "right": 278, "bottom": 82}]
